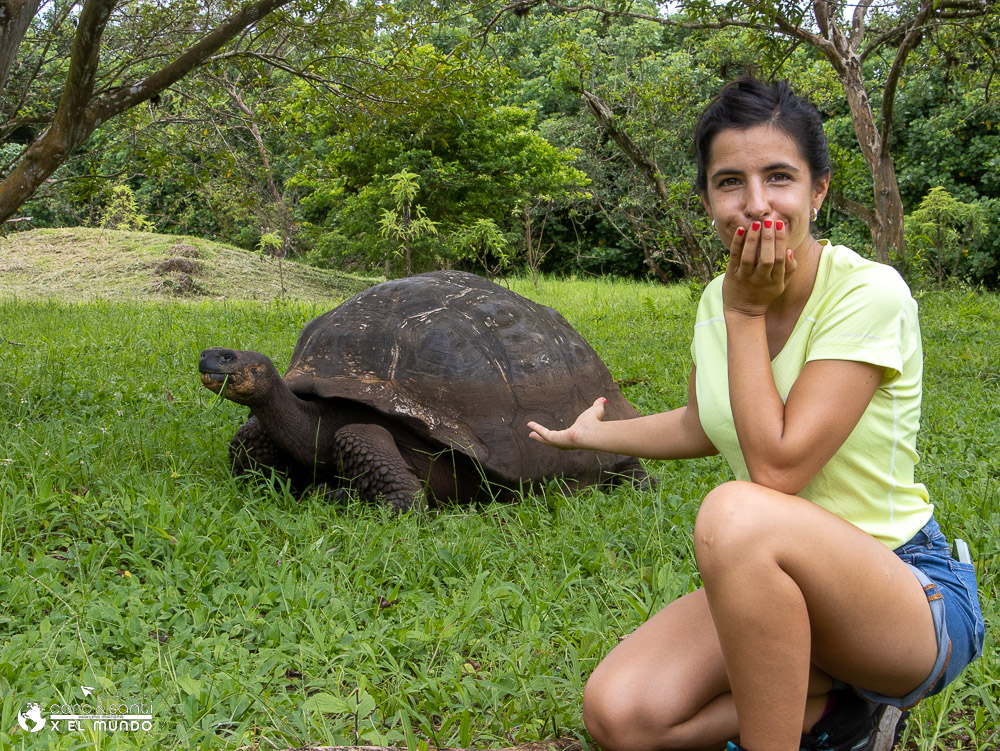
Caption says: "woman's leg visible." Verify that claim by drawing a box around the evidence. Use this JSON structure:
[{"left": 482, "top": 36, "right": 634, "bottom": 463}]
[
  {"left": 582, "top": 588, "right": 833, "bottom": 751},
  {"left": 694, "top": 481, "right": 939, "bottom": 751}
]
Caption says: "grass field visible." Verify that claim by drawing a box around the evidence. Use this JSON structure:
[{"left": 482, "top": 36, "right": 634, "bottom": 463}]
[{"left": 0, "top": 239, "right": 997, "bottom": 749}]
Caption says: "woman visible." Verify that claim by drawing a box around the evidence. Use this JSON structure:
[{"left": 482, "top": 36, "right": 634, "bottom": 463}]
[{"left": 527, "top": 78, "right": 983, "bottom": 751}]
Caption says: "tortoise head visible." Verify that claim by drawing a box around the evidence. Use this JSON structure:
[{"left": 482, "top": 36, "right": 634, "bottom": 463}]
[{"left": 198, "top": 347, "right": 282, "bottom": 406}]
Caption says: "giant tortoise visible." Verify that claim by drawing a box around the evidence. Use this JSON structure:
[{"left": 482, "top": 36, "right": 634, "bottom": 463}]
[{"left": 199, "top": 270, "right": 647, "bottom": 511}]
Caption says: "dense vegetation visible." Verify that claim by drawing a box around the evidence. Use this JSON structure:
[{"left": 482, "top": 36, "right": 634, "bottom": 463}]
[
  {"left": 1, "top": 271, "right": 998, "bottom": 749},
  {"left": 2, "top": 1, "right": 998, "bottom": 286}
]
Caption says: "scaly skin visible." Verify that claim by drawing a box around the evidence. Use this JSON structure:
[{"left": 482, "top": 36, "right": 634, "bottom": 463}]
[{"left": 333, "top": 423, "right": 426, "bottom": 512}]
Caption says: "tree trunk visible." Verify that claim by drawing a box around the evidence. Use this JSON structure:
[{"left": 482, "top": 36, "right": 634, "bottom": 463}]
[
  {"left": 871, "top": 153, "right": 906, "bottom": 265},
  {"left": 828, "top": 51, "right": 902, "bottom": 264},
  {"left": 626, "top": 212, "right": 671, "bottom": 283},
  {"left": 402, "top": 199, "right": 412, "bottom": 276},
  {"left": 0, "top": 0, "right": 42, "bottom": 96},
  {"left": 223, "top": 79, "right": 296, "bottom": 273},
  {"left": 224, "top": 84, "right": 284, "bottom": 208},
  {"left": 580, "top": 87, "right": 712, "bottom": 280},
  {"left": 0, "top": 0, "right": 293, "bottom": 224},
  {"left": 524, "top": 204, "right": 537, "bottom": 286},
  {"left": 0, "top": 0, "right": 115, "bottom": 223}
]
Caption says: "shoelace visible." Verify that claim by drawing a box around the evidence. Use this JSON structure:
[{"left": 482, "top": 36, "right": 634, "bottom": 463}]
[{"left": 802, "top": 732, "right": 834, "bottom": 751}]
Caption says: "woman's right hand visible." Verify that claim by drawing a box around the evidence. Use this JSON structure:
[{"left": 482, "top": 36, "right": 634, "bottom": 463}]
[{"left": 527, "top": 397, "right": 607, "bottom": 451}]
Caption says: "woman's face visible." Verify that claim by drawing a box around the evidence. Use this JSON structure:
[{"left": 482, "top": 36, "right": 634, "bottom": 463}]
[{"left": 701, "top": 124, "right": 829, "bottom": 255}]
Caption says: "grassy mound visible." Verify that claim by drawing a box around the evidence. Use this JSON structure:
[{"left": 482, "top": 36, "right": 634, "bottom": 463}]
[{"left": 0, "top": 227, "right": 377, "bottom": 302}]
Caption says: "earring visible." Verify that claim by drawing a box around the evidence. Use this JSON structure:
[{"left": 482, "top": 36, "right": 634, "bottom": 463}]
[
  {"left": 711, "top": 219, "right": 716, "bottom": 227},
  {"left": 811, "top": 207, "right": 819, "bottom": 221}
]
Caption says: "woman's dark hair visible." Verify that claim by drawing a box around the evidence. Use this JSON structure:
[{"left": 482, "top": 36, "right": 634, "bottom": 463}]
[{"left": 694, "top": 77, "right": 831, "bottom": 192}]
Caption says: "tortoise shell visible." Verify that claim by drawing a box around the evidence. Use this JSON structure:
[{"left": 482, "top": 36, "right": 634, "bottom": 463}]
[{"left": 281, "top": 270, "right": 642, "bottom": 487}]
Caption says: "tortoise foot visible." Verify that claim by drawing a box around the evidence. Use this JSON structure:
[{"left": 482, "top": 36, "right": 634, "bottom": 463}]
[{"left": 334, "top": 423, "right": 426, "bottom": 512}]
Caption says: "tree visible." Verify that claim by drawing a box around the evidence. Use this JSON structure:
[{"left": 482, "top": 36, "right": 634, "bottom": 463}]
[
  {"left": 578, "top": 86, "right": 719, "bottom": 281},
  {"left": 904, "top": 186, "right": 987, "bottom": 286},
  {"left": 493, "top": 6, "right": 724, "bottom": 280},
  {"left": 451, "top": 217, "right": 510, "bottom": 277},
  {"left": 377, "top": 170, "right": 439, "bottom": 276},
  {"left": 291, "top": 81, "right": 590, "bottom": 275},
  {"left": 0, "top": 0, "right": 296, "bottom": 225},
  {"left": 489, "top": 0, "right": 992, "bottom": 265}
]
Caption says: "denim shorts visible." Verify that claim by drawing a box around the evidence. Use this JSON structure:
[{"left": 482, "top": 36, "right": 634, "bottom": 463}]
[{"left": 854, "top": 517, "right": 985, "bottom": 708}]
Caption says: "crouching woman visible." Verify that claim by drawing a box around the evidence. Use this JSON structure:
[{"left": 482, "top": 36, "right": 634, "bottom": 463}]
[{"left": 527, "top": 77, "right": 984, "bottom": 751}]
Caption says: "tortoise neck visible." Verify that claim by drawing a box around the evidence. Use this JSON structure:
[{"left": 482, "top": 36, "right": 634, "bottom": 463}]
[{"left": 250, "top": 378, "right": 338, "bottom": 467}]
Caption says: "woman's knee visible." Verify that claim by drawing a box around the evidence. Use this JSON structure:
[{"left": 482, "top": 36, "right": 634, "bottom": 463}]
[
  {"left": 583, "top": 661, "right": 690, "bottom": 751},
  {"left": 583, "top": 666, "right": 659, "bottom": 750},
  {"left": 694, "top": 481, "right": 778, "bottom": 570},
  {"left": 582, "top": 663, "right": 634, "bottom": 749}
]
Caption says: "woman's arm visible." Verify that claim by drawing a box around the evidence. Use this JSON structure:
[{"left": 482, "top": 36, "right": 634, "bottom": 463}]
[
  {"left": 723, "top": 223, "right": 882, "bottom": 494},
  {"left": 527, "top": 365, "right": 718, "bottom": 460},
  {"left": 726, "top": 311, "right": 882, "bottom": 494}
]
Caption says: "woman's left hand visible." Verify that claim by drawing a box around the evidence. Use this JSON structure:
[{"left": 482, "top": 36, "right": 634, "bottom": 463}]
[
  {"left": 528, "top": 397, "right": 607, "bottom": 451},
  {"left": 722, "top": 219, "right": 797, "bottom": 317}
]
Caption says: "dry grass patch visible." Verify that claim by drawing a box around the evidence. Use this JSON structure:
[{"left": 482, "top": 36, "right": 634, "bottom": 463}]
[{"left": 0, "top": 227, "right": 376, "bottom": 303}]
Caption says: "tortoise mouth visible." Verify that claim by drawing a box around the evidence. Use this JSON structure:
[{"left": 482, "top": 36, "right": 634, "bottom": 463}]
[{"left": 200, "top": 372, "right": 228, "bottom": 390}]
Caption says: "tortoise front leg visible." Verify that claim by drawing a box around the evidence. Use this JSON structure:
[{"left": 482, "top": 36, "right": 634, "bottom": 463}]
[
  {"left": 333, "top": 424, "right": 426, "bottom": 512},
  {"left": 230, "top": 415, "right": 306, "bottom": 486}
]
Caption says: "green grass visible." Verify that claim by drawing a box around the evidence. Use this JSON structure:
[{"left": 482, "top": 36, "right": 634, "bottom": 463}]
[{"left": 0, "top": 276, "right": 996, "bottom": 750}]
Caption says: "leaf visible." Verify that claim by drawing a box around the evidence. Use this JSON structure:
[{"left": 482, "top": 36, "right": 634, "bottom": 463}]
[
  {"left": 354, "top": 687, "right": 377, "bottom": 717},
  {"left": 176, "top": 675, "right": 201, "bottom": 697},
  {"left": 303, "top": 692, "right": 352, "bottom": 714}
]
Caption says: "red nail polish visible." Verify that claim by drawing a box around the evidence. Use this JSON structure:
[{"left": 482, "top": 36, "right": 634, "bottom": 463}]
[
  {"left": 776, "top": 221, "right": 784, "bottom": 231},
  {"left": 737, "top": 227, "right": 745, "bottom": 236},
  {"left": 764, "top": 220, "right": 773, "bottom": 229},
  {"left": 751, "top": 221, "right": 761, "bottom": 231}
]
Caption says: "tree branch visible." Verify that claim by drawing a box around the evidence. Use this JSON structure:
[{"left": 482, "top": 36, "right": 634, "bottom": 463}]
[
  {"left": 828, "top": 190, "right": 876, "bottom": 228},
  {"left": 579, "top": 86, "right": 711, "bottom": 280},
  {"left": 209, "top": 49, "right": 404, "bottom": 105},
  {"left": 880, "top": 0, "right": 944, "bottom": 155},
  {"left": 813, "top": 0, "right": 831, "bottom": 40},
  {"left": 580, "top": 88, "right": 668, "bottom": 203},
  {"left": 91, "top": 0, "right": 294, "bottom": 122},
  {"left": 526, "top": 0, "right": 840, "bottom": 67},
  {"left": 0, "top": 0, "right": 295, "bottom": 223},
  {"left": 0, "top": 0, "right": 42, "bottom": 96},
  {"left": 850, "top": 0, "right": 874, "bottom": 48}
]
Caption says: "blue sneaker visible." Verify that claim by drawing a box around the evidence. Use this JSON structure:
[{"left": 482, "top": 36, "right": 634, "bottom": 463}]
[
  {"left": 725, "top": 694, "right": 908, "bottom": 751},
  {"left": 800, "top": 691, "right": 908, "bottom": 751}
]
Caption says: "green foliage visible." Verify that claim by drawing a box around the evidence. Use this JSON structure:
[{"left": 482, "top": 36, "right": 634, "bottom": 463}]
[
  {"left": 904, "top": 187, "right": 988, "bottom": 287},
  {"left": 257, "top": 232, "right": 283, "bottom": 256},
  {"left": 376, "top": 170, "right": 440, "bottom": 276},
  {"left": 502, "top": 9, "right": 737, "bottom": 279},
  {"left": 98, "top": 184, "right": 155, "bottom": 234},
  {"left": 7, "top": 0, "right": 1000, "bottom": 286},
  {"left": 293, "top": 99, "right": 588, "bottom": 274},
  {"left": 450, "top": 218, "right": 512, "bottom": 276},
  {"left": 893, "top": 32, "right": 1000, "bottom": 206}
]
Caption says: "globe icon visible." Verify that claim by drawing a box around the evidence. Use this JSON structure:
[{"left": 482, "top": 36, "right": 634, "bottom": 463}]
[{"left": 17, "top": 702, "right": 46, "bottom": 733}]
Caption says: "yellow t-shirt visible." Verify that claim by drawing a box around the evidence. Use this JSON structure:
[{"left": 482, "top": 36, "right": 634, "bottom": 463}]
[{"left": 691, "top": 242, "right": 933, "bottom": 549}]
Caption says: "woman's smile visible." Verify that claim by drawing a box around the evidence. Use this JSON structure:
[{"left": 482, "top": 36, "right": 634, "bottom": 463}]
[{"left": 702, "top": 123, "right": 828, "bottom": 257}]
